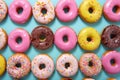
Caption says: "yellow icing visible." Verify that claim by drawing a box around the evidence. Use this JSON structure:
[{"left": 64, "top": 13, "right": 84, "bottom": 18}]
[
  {"left": 0, "top": 55, "right": 6, "bottom": 76},
  {"left": 78, "top": 27, "right": 101, "bottom": 51},
  {"left": 79, "top": 0, "right": 102, "bottom": 23}
]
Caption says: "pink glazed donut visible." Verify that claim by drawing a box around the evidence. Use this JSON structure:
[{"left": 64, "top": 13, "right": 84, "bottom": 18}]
[
  {"left": 54, "top": 27, "right": 77, "bottom": 52},
  {"left": 55, "top": 0, "right": 78, "bottom": 22},
  {"left": 8, "top": 28, "right": 30, "bottom": 52},
  {"left": 9, "top": 0, "right": 32, "bottom": 24},
  {"left": 102, "top": 51, "right": 120, "bottom": 74},
  {"left": 103, "top": 0, "right": 120, "bottom": 22}
]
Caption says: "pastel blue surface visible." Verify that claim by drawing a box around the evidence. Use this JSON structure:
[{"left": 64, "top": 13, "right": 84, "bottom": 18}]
[{"left": 1, "top": 0, "right": 120, "bottom": 80}]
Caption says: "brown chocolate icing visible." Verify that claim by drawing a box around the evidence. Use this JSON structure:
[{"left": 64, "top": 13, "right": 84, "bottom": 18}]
[
  {"left": 101, "top": 25, "right": 120, "bottom": 49},
  {"left": 31, "top": 26, "right": 54, "bottom": 50}
]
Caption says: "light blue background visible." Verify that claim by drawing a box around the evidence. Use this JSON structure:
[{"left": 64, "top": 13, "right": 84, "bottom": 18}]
[{"left": 1, "top": 0, "right": 120, "bottom": 80}]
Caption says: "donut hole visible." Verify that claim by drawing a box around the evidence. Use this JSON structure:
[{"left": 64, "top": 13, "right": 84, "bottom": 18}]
[
  {"left": 87, "top": 37, "right": 92, "bottom": 42},
  {"left": 17, "top": 7, "right": 23, "bottom": 14},
  {"left": 65, "top": 62, "right": 70, "bottom": 69},
  {"left": 16, "top": 37, "right": 22, "bottom": 44},
  {"left": 88, "top": 60, "right": 93, "bottom": 67},
  {"left": 63, "top": 7, "right": 69, "bottom": 13},
  {"left": 88, "top": 7, "right": 93, "bottom": 13},
  {"left": 110, "top": 34, "right": 116, "bottom": 39},
  {"left": 110, "top": 59, "right": 116, "bottom": 66},
  {"left": 15, "top": 63, "right": 21, "bottom": 68},
  {"left": 63, "top": 35, "right": 68, "bottom": 42},
  {"left": 39, "top": 64, "right": 46, "bottom": 70},
  {"left": 41, "top": 8, "right": 47, "bottom": 15},
  {"left": 112, "top": 5, "right": 120, "bottom": 13},
  {"left": 39, "top": 34, "right": 46, "bottom": 41}
]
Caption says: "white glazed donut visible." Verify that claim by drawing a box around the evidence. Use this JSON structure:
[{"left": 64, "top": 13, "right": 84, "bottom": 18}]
[
  {"left": 31, "top": 54, "right": 54, "bottom": 79},
  {"left": 0, "top": 28, "right": 7, "bottom": 50},
  {"left": 33, "top": 0, "right": 55, "bottom": 24},
  {"left": 0, "top": 0, "right": 7, "bottom": 22},
  {"left": 56, "top": 53, "right": 78, "bottom": 77}
]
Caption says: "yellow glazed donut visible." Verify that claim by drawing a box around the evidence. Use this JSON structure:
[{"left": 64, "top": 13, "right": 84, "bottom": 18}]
[
  {"left": 0, "top": 55, "right": 6, "bottom": 76},
  {"left": 79, "top": 0, "right": 102, "bottom": 23},
  {"left": 78, "top": 27, "right": 101, "bottom": 51}
]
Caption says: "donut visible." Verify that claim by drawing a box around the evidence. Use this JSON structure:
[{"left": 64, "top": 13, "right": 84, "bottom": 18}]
[
  {"left": 79, "top": 0, "right": 102, "bottom": 23},
  {"left": 55, "top": 27, "right": 77, "bottom": 52},
  {"left": 0, "top": 0, "right": 7, "bottom": 22},
  {"left": 7, "top": 53, "right": 31, "bottom": 79},
  {"left": 79, "top": 53, "right": 102, "bottom": 77},
  {"left": 55, "top": 0, "right": 78, "bottom": 22},
  {"left": 8, "top": 28, "right": 30, "bottom": 52},
  {"left": 31, "top": 26, "right": 54, "bottom": 50},
  {"left": 103, "top": 0, "right": 120, "bottom": 22},
  {"left": 56, "top": 53, "right": 78, "bottom": 77},
  {"left": 0, "top": 55, "right": 6, "bottom": 76},
  {"left": 101, "top": 25, "right": 120, "bottom": 49},
  {"left": 107, "top": 78, "right": 116, "bottom": 80},
  {"left": 102, "top": 51, "right": 120, "bottom": 74},
  {"left": 31, "top": 54, "right": 54, "bottom": 79},
  {"left": 61, "top": 78, "right": 72, "bottom": 80},
  {"left": 78, "top": 27, "right": 101, "bottom": 51},
  {"left": 9, "top": 0, "right": 32, "bottom": 24},
  {"left": 83, "top": 78, "right": 95, "bottom": 80},
  {"left": 0, "top": 28, "right": 7, "bottom": 50},
  {"left": 33, "top": 0, "right": 55, "bottom": 24}
]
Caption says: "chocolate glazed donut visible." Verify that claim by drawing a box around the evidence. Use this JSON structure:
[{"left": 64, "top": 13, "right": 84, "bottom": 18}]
[
  {"left": 101, "top": 25, "right": 120, "bottom": 49},
  {"left": 31, "top": 26, "right": 54, "bottom": 50}
]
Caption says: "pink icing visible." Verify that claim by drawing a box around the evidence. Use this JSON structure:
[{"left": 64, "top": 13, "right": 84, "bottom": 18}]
[
  {"left": 102, "top": 51, "right": 120, "bottom": 74},
  {"left": 8, "top": 28, "right": 30, "bottom": 52},
  {"left": 103, "top": 0, "right": 120, "bottom": 22},
  {"left": 55, "top": 0, "right": 78, "bottom": 22},
  {"left": 9, "top": 0, "right": 31, "bottom": 24},
  {"left": 31, "top": 54, "right": 54, "bottom": 79},
  {"left": 54, "top": 26, "right": 77, "bottom": 52}
]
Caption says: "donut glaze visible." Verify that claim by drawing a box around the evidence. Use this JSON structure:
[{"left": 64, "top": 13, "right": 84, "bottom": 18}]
[
  {"left": 7, "top": 53, "right": 31, "bottom": 79},
  {"left": 33, "top": 0, "right": 55, "bottom": 24},
  {"left": 31, "top": 54, "right": 54, "bottom": 79},
  {"left": 0, "top": 28, "right": 7, "bottom": 50},
  {"left": 102, "top": 51, "right": 120, "bottom": 74},
  {"left": 103, "top": 0, "right": 120, "bottom": 22},
  {"left": 78, "top": 27, "right": 101, "bottom": 51},
  {"left": 55, "top": 0, "right": 78, "bottom": 22},
  {"left": 9, "top": 0, "right": 31, "bottom": 24},
  {"left": 8, "top": 28, "right": 31, "bottom": 52},
  {"left": 101, "top": 25, "right": 120, "bottom": 49},
  {"left": 0, "top": 0, "right": 7, "bottom": 22},
  {"left": 31, "top": 26, "right": 54, "bottom": 50},
  {"left": 56, "top": 53, "right": 78, "bottom": 77},
  {"left": 79, "top": 53, "right": 102, "bottom": 77},
  {"left": 55, "top": 27, "right": 77, "bottom": 51},
  {"left": 0, "top": 55, "right": 6, "bottom": 76},
  {"left": 79, "top": 0, "right": 102, "bottom": 23}
]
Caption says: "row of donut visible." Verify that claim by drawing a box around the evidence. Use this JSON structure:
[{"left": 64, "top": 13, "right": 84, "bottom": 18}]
[
  {"left": 0, "top": 0, "right": 119, "bottom": 24},
  {"left": 0, "top": 51, "right": 119, "bottom": 79},
  {"left": 0, "top": 25, "right": 120, "bottom": 52}
]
